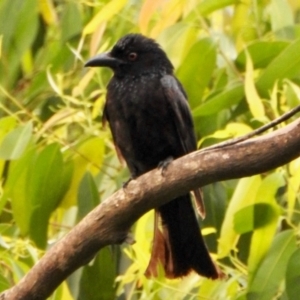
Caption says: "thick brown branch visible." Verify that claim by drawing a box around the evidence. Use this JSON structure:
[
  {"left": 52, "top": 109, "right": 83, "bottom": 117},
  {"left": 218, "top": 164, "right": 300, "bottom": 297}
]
[{"left": 1, "top": 119, "right": 300, "bottom": 300}]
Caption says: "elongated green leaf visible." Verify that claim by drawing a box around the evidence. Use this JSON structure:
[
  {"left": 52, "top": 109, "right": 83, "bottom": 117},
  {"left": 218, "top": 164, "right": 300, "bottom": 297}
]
[
  {"left": 193, "top": 84, "right": 244, "bottom": 116},
  {"left": 83, "top": 0, "right": 127, "bottom": 35},
  {"left": 247, "top": 173, "right": 283, "bottom": 281},
  {"left": 244, "top": 52, "right": 265, "bottom": 119},
  {"left": 0, "top": 122, "right": 32, "bottom": 160},
  {"left": 247, "top": 230, "right": 296, "bottom": 300},
  {"left": 234, "top": 203, "right": 278, "bottom": 234},
  {"left": 0, "top": 0, "right": 38, "bottom": 88},
  {"left": 77, "top": 172, "right": 99, "bottom": 220},
  {"left": 0, "top": 272, "right": 10, "bottom": 292},
  {"left": 177, "top": 38, "right": 216, "bottom": 107},
  {"left": 29, "top": 143, "right": 71, "bottom": 248},
  {"left": 257, "top": 38, "right": 300, "bottom": 97},
  {"left": 78, "top": 248, "right": 116, "bottom": 300},
  {"left": 286, "top": 249, "right": 300, "bottom": 300},
  {"left": 61, "top": 2, "right": 82, "bottom": 42},
  {"left": 193, "top": 0, "right": 239, "bottom": 17},
  {"left": 218, "top": 176, "right": 261, "bottom": 258},
  {"left": 61, "top": 137, "right": 105, "bottom": 208},
  {"left": 270, "top": 0, "right": 294, "bottom": 32},
  {"left": 5, "top": 148, "right": 37, "bottom": 234},
  {"left": 0, "top": 116, "right": 17, "bottom": 143},
  {"left": 236, "top": 41, "right": 289, "bottom": 70},
  {"left": 0, "top": 116, "right": 17, "bottom": 182}
]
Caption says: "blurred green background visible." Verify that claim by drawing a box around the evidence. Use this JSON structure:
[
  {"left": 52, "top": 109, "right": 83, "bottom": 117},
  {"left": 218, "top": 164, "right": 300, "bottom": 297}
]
[{"left": 1, "top": 0, "right": 300, "bottom": 299}]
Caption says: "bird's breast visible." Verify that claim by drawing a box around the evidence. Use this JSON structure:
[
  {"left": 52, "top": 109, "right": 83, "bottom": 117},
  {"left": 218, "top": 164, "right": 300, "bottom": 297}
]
[{"left": 106, "top": 76, "right": 178, "bottom": 173}]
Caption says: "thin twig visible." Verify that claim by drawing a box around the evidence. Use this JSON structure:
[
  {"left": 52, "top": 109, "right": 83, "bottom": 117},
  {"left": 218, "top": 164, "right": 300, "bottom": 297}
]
[{"left": 201, "top": 104, "right": 300, "bottom": 152}]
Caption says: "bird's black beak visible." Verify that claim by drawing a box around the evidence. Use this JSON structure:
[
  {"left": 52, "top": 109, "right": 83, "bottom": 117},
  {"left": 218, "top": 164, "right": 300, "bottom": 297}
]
[{"left": 84, "top": 52, "right": 121, "bottom": 69}]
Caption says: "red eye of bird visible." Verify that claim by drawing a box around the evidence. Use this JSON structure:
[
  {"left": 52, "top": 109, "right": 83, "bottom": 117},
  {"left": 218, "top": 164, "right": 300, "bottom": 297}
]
[{"left": 128, "top": 52, "right": 138, "bottom": 61}]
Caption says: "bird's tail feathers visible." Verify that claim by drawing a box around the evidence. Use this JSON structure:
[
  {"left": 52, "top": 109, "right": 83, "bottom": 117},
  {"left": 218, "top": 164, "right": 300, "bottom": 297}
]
[{"left": 144, "top": 195, "right": 222, "bottom": 279}]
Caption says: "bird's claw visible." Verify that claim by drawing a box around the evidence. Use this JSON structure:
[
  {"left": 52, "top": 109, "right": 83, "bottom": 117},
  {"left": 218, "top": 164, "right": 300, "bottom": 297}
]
[
  {"left": 124, "top": 232, "right": 136, "bottom": 245},
  {"left": 122, "top": 177, "right": 132, "bottom": 188},
  {"left": 158, "top": 156, "right": 173, "bottom": 176}
]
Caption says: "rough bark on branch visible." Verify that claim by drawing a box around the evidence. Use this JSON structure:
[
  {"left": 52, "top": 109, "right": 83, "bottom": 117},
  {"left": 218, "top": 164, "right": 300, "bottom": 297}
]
[{"left": 1, "top": 119, "right": 300, "bottom": 300}]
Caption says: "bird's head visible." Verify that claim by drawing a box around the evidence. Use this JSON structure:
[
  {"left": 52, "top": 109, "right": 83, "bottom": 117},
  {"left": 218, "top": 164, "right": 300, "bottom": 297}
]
[{"left": 85, "top": 34, "right": 173, "bottom": 77}]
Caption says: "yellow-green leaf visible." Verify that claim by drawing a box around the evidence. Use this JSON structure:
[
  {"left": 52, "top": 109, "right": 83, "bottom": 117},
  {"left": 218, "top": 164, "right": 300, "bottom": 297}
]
[
  {"left": 83, "top": 0, "right": 127, "bottom": 35},
  {"left": 245, "top": 52, "right": 265, "bottom": 120},
  {"left": 218, "top": 176, "right": 261, "bottom": 258}
]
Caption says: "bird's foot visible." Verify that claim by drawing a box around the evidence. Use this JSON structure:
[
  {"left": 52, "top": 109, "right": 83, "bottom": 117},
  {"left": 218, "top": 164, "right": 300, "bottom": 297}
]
[
  {"left": 158, "top": 156, "right": 173, "bottom": 176},
  {"left": 122, "top": 177, "right": 133, "bottom": 188},
  {"left": 124, "top": 232, "right": 136, "bottom": 245}
]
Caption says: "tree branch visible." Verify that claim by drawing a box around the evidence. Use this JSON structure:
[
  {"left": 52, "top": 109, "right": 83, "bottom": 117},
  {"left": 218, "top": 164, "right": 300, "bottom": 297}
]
[{"left": 1, "top": 119, "right": 300, "bottom": 300}]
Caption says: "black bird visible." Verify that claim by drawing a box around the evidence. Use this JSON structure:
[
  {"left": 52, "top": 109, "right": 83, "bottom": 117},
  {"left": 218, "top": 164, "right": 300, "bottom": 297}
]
[{"left": 85, "top": 34, "right": 221, "bottom": 279}]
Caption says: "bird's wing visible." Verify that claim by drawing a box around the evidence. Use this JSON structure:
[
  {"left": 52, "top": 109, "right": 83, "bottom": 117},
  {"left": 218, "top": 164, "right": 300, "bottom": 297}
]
[
  {"left": 161, "top": 74, "right": 205, "bottom": 218},
  {"left": 102, "top": 102, "right": 126, "bottom": 165},
  {"left": 160, "top": 75, "right": 196, "bottom": 153}
]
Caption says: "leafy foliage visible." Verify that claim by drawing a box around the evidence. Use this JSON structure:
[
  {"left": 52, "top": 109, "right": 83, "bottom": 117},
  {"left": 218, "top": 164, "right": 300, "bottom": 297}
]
[{"left": 0, "top": 0, "right": 300, "bottom": 299}]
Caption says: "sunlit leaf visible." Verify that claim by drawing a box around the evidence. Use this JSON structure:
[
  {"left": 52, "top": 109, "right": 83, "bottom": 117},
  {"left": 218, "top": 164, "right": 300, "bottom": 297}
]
[
  {"left": 247, "top": 230, "right": 296, "bottom": 300},
  {"left": 138, "top": 0, "right": 161, "bottom": 34},
  {"left": 257, "top": 38, "right": 300, "bottom": 97},
  {"left": 236, "top": 41, "right": 289, "bottom": 70},
  {"left": 78, "top": 248, "right": 116, "bottom": 300},
  {"left": 83, "top": 0, "right": 127, "bottom": 35},
  {"left": 77, "top": 172, "right": 99, "bottom": 220},
  {"left": 38, "top": 0, "right": 57, "bottom": 25},
  {"left": 177, "top": 38, "right": 216, "bottom": 108},
  {"left": 150, "top": 0, "right": 184, "bottom": 38},
  {"left": 287, "top": 158, "right": 300, "bottom": 221},
  {"left": 286, "top": 249, "right": 300, "bottom": 300},
  {"left": 4, "top": 149, "right": 36, "bottom": 234},
  {"left": 0, "top": 121, "right": 32, "bottom": 160},
  {"left": 61, "top": 137, "right": 105, "bottom": 207},
  {"left": 247, "top": 173, "right": 283, "bottom": 281},
  {"left": 218, "top": 176, "right": 261, "bottom": 258},
  {"left": 269, "top": 0, "right": 294, "bottom": 32},
  {"left": 234, "top": 203, "right": 278, "bottom": 234},
  {"left": 29, "top": 143, "right": 71, "bottom": 248},
  {"left": 244, "top": 52, "right": 265, "bottom": 120},
  {"left": 190, "top": 0, "right": 239, "bottom": 17},
  {"left": 61, "top": 2, "right": 82, "bottom": 42},
  {"left": 193, "top": 84, "right": 244, "bottom": 116}
]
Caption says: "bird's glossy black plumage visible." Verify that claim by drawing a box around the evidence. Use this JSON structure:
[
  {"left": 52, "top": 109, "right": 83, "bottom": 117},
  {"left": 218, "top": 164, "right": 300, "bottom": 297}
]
[{"left": 85, "top": 34, "right": 220, "bottom": 279}]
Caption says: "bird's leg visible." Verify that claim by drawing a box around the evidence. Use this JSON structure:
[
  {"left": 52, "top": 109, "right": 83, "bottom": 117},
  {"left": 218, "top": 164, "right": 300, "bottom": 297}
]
[
  {"left": 122, "top": 177, "right": 133, "bottom": 188},
  {"left": 124, "top": 232, "right": 136, "bottom": 245},
  {"left": 158, "top": 156, "right": 173, "bottom": 176},
  {"left": 122, "top": 170, "right": 137, "bottom": 188}
]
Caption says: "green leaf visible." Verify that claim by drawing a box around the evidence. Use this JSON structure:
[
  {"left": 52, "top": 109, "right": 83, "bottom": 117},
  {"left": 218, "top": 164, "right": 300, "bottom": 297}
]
[
  {"left": 247, "top": 230, "right": 297, "bottom": 300},
  {"left": 61, "top": 2, "right": 82, "bottom": 42},
  {"left": 218, "top": 176, "right": 261, "bottom": 258},
  {"left": 177, "top": 38, "right": 216, "bottom": 107},
  {"left": 192, "top": 84, "right": 244, "bottom": 116},
  {"left": 61, "top": 137, "right": 104, "bottom": 208},
  {"left": 236, "top": 41, "right": 289, "bottom": 70},
  {"left": 257, "top": 38, "right": 300, "bottom": 97},
  {"left": 269, "top": 0, "right": 294, "bottom": 32},
  {"left": 286, "top": 249, "right": 300, "bottom": 300},
  {"left": 83, "top": 0, "right": 127, "bottom": 35},
  {"left": 0, "top": 0, "right": 38, "bottom": 88},
  {"left": 78, "top": 248, "right": 116, "bottom": 300},
  {"left": 244, "top": 52, "right": 265, "bottom": 120},
  {"left": 247, "top": 173, "right": 283, "bottom": 281},
  {"left": 77, "top": 172, "right": 99, "bottom": 220},
  {"left": 5, "top": 148, "right": 37, "bottom": 234},
  {"left": 234, "top": 203, "right": 278, "bottom": 234},
  {"left": 0, "top": 122, "right": 32, "bottom": 160},
  {"left": 29, "top": 143, "right": 71, "bottom": 248},
  {"left": 192, "top": 0, "right": 239, "bottom": 17},
  {"left": 0, "top": 272, "right": 10, "bottom": 292}
]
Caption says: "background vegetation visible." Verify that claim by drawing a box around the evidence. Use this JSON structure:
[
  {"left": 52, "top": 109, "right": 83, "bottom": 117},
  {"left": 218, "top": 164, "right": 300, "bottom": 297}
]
[{"left": 0, "top": 0, "right": 300, "bottom": 299}]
